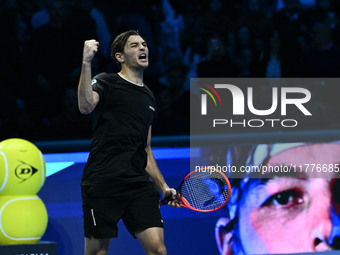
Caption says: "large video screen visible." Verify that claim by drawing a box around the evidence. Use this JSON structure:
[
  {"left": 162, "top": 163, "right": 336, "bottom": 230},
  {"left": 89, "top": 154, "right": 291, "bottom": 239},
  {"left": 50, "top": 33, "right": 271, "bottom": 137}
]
[{"left": 191, "top": 137, "right": 340, "bottom": 254}]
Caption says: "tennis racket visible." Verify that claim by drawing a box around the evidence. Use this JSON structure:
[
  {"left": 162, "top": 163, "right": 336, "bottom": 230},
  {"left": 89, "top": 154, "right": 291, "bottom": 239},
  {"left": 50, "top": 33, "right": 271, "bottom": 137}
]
[{"left": 160, "top": 168, "right": 231, "bottom": 212}]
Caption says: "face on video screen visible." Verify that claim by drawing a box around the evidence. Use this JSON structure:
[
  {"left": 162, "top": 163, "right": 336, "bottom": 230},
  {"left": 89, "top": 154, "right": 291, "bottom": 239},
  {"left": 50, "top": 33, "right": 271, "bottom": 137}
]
[{"left": 216, "top": 142, "right": 340, "bottom": 254}]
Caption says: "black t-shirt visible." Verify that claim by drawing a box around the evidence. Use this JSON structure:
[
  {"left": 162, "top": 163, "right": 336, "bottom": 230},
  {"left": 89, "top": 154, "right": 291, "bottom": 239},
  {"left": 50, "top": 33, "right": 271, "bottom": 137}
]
[{"left": 81, "top": 73, "right": 156, "bottom": 188}]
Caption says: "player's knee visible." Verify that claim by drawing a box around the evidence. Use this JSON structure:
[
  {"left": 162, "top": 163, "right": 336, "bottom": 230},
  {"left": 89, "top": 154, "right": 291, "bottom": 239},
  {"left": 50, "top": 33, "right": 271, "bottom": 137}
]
[
  {"left": 85, "top": 248, "right": 108, "bottom": 255},
  {"left": 147, "top": 243, "right": 167, "bottom": 255},
  {"left": 84, "top": 237, "right": 110, "bottom": 255},
  {"left": 154, "top": 243, "right": 167, "bottom": 255},
  {"left": 85, "top": 245, "right": 109, "bottom": 255}
]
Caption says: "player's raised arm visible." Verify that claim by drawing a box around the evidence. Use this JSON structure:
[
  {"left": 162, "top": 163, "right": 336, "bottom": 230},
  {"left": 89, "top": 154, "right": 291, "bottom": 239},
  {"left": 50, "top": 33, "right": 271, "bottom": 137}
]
[{"left": 77, "top": 39, "right": 100, "bottom": 115}]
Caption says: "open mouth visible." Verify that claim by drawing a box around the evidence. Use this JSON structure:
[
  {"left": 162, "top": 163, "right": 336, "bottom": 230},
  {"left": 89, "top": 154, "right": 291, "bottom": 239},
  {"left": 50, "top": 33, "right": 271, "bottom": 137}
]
[{"left": 139, "top": 54, "right": 147, "bottom": 60}]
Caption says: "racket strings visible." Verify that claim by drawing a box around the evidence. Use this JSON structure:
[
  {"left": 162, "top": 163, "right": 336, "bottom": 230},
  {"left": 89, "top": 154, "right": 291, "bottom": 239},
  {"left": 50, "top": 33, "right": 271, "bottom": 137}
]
[{"left": 181, "top": 171, "right": 229, "bottom": 211}]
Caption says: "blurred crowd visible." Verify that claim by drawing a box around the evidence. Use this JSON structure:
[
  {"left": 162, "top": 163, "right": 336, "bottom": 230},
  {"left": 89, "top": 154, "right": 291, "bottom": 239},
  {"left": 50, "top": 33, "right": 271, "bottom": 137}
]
[{"left": 0, "top": 0, "right": 340, "bottom": 141}]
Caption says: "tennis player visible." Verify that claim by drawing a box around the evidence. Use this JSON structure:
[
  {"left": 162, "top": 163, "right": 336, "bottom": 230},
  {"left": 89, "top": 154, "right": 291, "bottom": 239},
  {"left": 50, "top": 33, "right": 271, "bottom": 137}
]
[{"left": 78, "top": 30, "right": 180, "bottom": 255}]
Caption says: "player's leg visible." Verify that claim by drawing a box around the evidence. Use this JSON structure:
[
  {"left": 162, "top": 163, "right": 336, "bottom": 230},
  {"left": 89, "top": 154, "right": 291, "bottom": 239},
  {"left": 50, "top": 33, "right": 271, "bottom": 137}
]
[
  {"left": 82, "top": 186, "right": 124, "bottom": 255},
  {"left": 84, "top": 237, "right": 110, "bottom": 255},
  {"left": 123, "top": 182, "right": 166, "bottom": 255},
  {"left": 135, "top": 227, "right": 167, "bottom": 255}
]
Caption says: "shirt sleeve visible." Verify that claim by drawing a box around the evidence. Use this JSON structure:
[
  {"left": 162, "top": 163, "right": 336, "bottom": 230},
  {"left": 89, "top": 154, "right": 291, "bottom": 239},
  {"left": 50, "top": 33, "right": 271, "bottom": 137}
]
[{"left": 91, "top": 75, "right": 105, "bottom": 98}]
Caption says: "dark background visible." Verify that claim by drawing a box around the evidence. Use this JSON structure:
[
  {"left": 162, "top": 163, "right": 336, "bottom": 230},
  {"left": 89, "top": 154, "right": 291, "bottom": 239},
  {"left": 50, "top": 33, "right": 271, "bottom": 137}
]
[{"left": 1, "top": 0, "right": 340, "bottom": 142}]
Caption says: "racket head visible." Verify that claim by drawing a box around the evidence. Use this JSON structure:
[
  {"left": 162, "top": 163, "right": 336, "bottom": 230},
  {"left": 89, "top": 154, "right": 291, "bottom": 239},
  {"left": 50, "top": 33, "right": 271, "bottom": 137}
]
[{"left": 178, "top": 168, "right": 231, "bottom": 212}]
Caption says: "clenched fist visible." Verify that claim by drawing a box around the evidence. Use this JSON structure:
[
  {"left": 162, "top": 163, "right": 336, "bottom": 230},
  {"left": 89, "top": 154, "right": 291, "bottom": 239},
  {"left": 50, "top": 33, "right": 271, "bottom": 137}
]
[{"left": 82, "top": 39, "right": 99, "bottom": 64}]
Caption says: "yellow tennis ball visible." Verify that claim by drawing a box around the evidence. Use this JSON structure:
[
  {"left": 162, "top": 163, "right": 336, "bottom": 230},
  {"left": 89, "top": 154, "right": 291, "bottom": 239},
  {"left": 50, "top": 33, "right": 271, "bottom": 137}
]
[
  {"left": 0, "top": 138, "right": 46, "bottom": 195},
  {"left": 0, "top": 195, "right": 48, "bottom": 244}
]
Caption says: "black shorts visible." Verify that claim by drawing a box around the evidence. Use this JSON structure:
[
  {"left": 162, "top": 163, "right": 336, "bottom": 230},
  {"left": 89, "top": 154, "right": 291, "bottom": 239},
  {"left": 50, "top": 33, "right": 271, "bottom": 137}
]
[{"left": 81, "top": 182, "right": 164, "bottom": 239}]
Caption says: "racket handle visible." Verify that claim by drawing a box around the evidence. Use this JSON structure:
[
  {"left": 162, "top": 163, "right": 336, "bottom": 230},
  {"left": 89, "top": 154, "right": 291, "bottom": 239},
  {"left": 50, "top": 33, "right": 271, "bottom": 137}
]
[
  {"left": 159, "top": 199, "right": 168, "bottom": 206},
  {"left": 159, "top": 194, "right": 173, "bottom": 206}
]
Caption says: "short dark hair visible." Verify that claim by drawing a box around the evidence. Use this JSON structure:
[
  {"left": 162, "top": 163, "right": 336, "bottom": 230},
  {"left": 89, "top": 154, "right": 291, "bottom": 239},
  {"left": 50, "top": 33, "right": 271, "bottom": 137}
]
[{"left": 110, "top": 30, "right": 143, "bottom": 67}]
